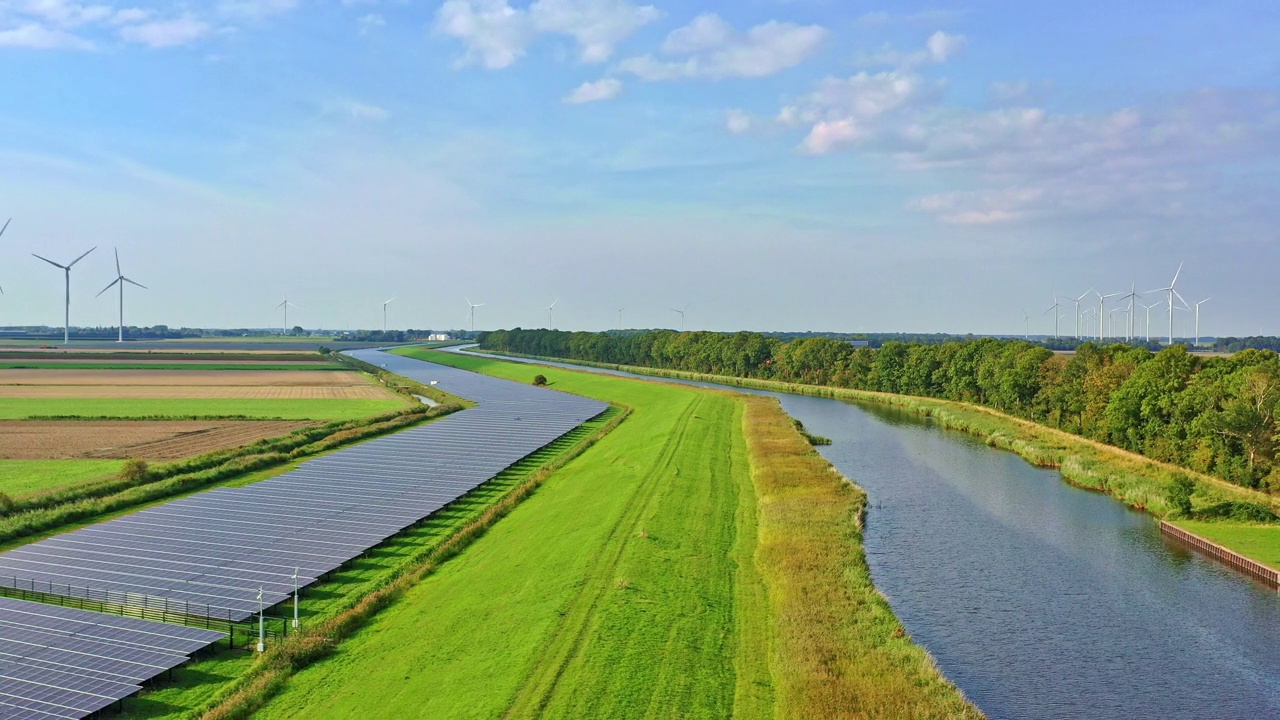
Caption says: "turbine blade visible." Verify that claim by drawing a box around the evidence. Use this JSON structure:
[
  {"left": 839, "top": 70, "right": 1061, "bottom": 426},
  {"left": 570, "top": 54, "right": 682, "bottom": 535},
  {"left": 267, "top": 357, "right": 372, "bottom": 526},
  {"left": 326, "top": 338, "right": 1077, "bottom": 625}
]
[
  {"left": 114, "top": 247, "right": 121, "bottom": 277},
  {"left": 32, "top": 253, "right": 66, "bottom": 269},
  {"left": 277, "top": 300, "right": 287, "bottom": 308},
  {"left": 0, "top": 218, "right": 9, "bottom": 238},
  {"left": 96, "top": 278, "right": 121, "bottom": 297},
  {"left": 67, "top": 246, "right": 96, "bottom": 268},
  {"left": 123, "top": 277, "right": 147, "bottom": 289},
  {"left": 1171, "top": 261, "right": 1183, "bottom": 287}
]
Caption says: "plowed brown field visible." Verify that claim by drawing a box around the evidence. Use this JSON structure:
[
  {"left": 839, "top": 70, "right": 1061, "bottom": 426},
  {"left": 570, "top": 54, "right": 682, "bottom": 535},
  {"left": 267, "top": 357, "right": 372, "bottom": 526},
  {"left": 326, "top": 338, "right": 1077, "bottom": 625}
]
[
  {"left": 0, "top": 370, "right": 398, "bottom": 400},
  {"left": 0, "top": 420, "right": 315, "bottom": 460}
]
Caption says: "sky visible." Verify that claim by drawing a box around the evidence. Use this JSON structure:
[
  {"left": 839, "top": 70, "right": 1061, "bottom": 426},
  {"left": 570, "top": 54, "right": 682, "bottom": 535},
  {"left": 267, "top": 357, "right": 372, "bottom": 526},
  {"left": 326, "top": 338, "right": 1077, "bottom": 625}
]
[{"left": 1, "top": 0, "right": 1278, "bottom": 337}]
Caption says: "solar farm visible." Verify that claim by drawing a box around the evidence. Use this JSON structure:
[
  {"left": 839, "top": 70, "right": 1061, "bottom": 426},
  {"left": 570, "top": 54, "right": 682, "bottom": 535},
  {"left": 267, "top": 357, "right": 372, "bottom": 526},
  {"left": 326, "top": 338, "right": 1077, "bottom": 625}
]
[{"left": 0, "top": 347, "right": 609, "bottom": 717}]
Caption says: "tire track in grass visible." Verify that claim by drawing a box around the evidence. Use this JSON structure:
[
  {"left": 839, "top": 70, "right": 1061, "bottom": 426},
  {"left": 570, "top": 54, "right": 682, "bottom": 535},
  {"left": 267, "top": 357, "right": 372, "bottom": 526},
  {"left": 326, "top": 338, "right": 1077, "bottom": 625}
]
[{"left": 502, "top": 394, "right": 706, "bottom": 719}]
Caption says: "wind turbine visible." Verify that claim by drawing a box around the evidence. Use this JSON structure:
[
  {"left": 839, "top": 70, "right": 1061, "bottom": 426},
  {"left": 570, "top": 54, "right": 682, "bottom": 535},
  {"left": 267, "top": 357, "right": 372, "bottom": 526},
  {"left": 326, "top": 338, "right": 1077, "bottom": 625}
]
[
  {"left": 1141, "top": 301, "right": 1163, "bottom": 342},
  {"left": 1116, "top": 282, "right": 1141, "bottom": 341},
  {"left": 1194, "top": 297, "right": 1211, "bottom": 348},
  {"left": 670, "top": 303, "right": 690, "bottom": 332},
  {"left": 1043, "top": 294, "right": 1064, "bottom": 339},
  {"left": 1021, "top": 307, "right": 1032, "bottom": 340},
  {"left": 0, "top": 218, "right": 10, "bottom": 294},
  {"left": 1071, "top": 288, "right": 1093, "bottom": 338},
  {"left": 1146, "top": 262, "right": 1188, "bottom": 345},
  {"left": 382, "top": 298, "right": 394, "bottom": 334},
  {"left": 95, "top": 248, "right": 146, "bottom": 343},
  {"left": 1096, "top": 290, "right": 1121, "bottom": 341},
  {"left": 1108, "top": 307, "right": 1126, "bottom": 340},
  {"left": 465, "top": 297, "right": 484, "bottom": 332},
  {"left": 546, "top": 297, "right": 559, "bottom": 330},
  {"left": 615, "top": 307, "right": 624, "bottom": 332},
  {"left": 277, "top": 294, "right": 298, "bottom": 335},
  {"left": 33, "top": 245, "right": 96, "bottom": 345}
]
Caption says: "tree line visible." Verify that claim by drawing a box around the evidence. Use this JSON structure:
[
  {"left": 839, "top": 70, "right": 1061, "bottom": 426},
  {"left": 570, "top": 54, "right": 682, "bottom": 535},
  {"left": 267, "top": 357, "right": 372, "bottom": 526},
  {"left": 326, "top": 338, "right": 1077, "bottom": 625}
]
[{"left": 480, "top": 329, "right": 1280, "bottom": 493}]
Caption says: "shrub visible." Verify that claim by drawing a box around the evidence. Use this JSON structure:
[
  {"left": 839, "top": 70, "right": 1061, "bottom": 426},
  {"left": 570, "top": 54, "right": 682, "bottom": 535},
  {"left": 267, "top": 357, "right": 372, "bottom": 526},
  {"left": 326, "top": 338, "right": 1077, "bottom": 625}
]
[
  {"left": 1167, "top": 475, "right": 1195, "bottom": 517},
  {"left": 119, "top": 458, "right": 150, "bottom": 482}
]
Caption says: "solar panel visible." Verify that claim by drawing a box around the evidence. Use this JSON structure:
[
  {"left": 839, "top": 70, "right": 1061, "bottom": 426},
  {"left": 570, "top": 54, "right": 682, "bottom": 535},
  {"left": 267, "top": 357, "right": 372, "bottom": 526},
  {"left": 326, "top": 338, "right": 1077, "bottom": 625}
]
[
  {"left": 0, "top": 597, "right": 223, "bottom": 719},
  {"left": 0, "top": 350, "right": 608, "bottom": 622}
]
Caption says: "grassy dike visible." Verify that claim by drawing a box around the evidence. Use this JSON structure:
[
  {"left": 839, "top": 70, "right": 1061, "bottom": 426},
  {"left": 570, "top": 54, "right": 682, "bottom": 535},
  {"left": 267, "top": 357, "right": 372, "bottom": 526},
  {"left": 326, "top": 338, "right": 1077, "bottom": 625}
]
[
  {"left": 492, "top": 354, "right": 1280, "bottom": 572},
  {"left": 248, "top": 348, "right": 978, "bottom": 719}
]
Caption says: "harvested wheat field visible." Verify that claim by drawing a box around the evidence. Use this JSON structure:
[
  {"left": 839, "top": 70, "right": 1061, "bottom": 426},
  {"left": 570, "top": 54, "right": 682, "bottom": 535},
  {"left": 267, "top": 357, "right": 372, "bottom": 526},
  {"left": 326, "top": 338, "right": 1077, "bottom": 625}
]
[
  {"left": 0, "top": 370, "right": 398, "bottom": 400},
  {"left": 0, "top": 420, "right": 314, "bottom": 460}
]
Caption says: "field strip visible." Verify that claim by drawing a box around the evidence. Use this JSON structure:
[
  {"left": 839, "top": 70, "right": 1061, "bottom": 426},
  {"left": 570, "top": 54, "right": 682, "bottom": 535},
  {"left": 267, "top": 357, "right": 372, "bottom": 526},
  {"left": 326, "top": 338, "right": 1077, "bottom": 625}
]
[
  {"left": 0, "top": 369, "right": 374, "bottom": 387},
  {"left": 502, "top": 394, "right": 705, "bottom": 717}
]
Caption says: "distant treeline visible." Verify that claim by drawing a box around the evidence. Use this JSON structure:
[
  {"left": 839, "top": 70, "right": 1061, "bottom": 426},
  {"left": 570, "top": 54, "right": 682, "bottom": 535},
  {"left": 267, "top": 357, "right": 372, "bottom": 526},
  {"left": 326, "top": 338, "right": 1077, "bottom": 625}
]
[{"left": 480, "top": 329, "right": 1280, "bottom": 493}]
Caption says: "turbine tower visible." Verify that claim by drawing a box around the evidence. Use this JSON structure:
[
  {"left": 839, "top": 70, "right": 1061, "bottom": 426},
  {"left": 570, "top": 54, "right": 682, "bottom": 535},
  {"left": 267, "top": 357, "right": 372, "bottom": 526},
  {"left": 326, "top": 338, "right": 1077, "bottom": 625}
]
[
  {"left": 1116, "top": 282, "right": 1141, "bottom": 341},
  {"left": 1043, "top": 294, "right": 1064, "bottom": 339},
  {"left": 277, "top": 294, "right": 298, "bottom": 335},
  {"left": 1022, "top": 307, "right": 1032, "bottom": 340},
  {"left": 616, "top": 307, "right": 624, "bottom": 332},
  {"left": 547, "top": 297, "right": 559, "bottom": 330},
  {"left": 33, "top": 246, "right": 96, "bottom": 345},
  {"left": 1096, "top": 290, "right": 1121, "bottom": 341},
  {"left": 1147, "top": 262, "right": 1186, "bottom": 345},
  {"left": 95, "top": 248, "right": 147, "bottom": 343},
  {"left": 1141, "top": 301, "right": 1163, "bottom": 342},
  {"left": 1071, "top": 288, "right": 1093, "bottom": 338},
  {"left": 0, "top": 218, "right": 10, "bottom": 295},
  {"left": 1194, "top": 297, "right": 1211, "bottom": 348},
  {"left": 465, "top": 297, "right": 484, "bottom": 332},
  {"left": 670, "top": 303, "right": 690, "bottom": 332},
  {"left": 382, "top": 298, "right": 394, "bottom": 334}
]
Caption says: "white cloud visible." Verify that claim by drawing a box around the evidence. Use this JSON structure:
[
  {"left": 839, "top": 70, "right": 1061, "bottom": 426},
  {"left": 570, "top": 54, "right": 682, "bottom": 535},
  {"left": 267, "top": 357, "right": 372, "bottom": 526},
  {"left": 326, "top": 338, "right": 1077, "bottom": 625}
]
[
  {"left": 435, "top": 0, "right": 658, "bottom": 69},
  {"left": 661, "top": 12, "right": 730, "bottom": 55},
  {"left": 618, "top": 14, "right": 827, "bottom": 81},
  {"left": 16, "top": 0, "right": 114, "bottom": 28},
  {"left": 436, "top": 0, "right": 529, "bottom": 69},
  {"left": 859, "top": 30, "right": 966, "bottom": 68},
  {"left": 564, "top": 77, "right": 621, "bottom": 103},
  {"left": 531, "top": 0, "right": 660, "bottom": 63},
  {"left": 990, "top": 80, "right": 1031, "bottom": 103},
  {"left": 217, "top": 0, "right": 298, "bottom": 21},
  {"left": 119, "top": 16, "right": 210, "bottom": 47},
  {"left": 725, "top": 109, "right": 752, "bottom": 134},
  {"left": 0, "top": 21, "right": 92, "bottom": 49},
  {"left": 357, "top": 13, "right": 385, "bottom": 35},
  {"left": 346, "top": 101, "right": 390, "bottom": 121}
]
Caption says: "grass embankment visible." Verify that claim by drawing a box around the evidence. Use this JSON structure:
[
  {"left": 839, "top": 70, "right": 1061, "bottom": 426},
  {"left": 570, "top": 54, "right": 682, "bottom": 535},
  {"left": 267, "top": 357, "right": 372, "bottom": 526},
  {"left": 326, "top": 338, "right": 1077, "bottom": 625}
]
[
  {"left": 0, "top": 460, "right": 126, "bottom": 496},
  {"left": 1173, "top": 521, "right": 1280, "bottom": 571},
  {"left": 0, "top": 398, "right": 407, "bottom": 421},
  {"left": 743, "top": 394, "right": 979, "bottom": 718},
  {"left": 489, "top": 354, "right": 1280, "bottom": 565},
  {"left": 246, "top": 348, "right": 976, "bottom": 718}
]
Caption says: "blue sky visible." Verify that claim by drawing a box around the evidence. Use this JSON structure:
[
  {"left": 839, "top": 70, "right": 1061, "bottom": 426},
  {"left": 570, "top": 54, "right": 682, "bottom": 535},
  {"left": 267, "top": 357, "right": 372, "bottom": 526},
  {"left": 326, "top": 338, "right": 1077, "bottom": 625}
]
[{"left": 1, "top": 1, "right": 1278, "bottom": 336}]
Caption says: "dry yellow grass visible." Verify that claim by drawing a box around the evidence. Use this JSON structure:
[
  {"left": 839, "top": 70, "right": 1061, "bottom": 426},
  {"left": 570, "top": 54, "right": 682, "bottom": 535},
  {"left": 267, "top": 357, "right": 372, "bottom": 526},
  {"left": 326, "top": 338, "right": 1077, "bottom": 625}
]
[{"left": 743, "top": 394, "right": 982, "bottom": 719}]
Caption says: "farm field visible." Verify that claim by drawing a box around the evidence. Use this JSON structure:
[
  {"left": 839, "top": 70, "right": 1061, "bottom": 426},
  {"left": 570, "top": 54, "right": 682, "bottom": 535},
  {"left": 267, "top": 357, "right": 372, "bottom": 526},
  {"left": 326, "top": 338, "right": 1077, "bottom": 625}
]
[
  {"left": 0, "top": 369, "right": 394, "bottom": 398},
  {"left": 0, "top": 419, "right": 315, "bottom": 459},
  {"left": 0, "top": 459, "right": 126, "bottom": 496}
]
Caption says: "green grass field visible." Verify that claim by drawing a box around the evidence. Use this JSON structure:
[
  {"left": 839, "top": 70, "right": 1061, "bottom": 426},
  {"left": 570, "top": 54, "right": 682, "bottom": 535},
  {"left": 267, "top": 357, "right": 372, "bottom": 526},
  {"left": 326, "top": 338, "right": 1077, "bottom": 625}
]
[
  {"left": 0, "top": 398, "right": 407, "bottom": 421},
  {"left": 253, "top": 348, "right": 767, "bottom": 719},
  {"left": 1174, "top": 521, "right": 1280, "bottom": 571},
  {"left": 0, "top": 459, "right": 125, "bottom": 496}
]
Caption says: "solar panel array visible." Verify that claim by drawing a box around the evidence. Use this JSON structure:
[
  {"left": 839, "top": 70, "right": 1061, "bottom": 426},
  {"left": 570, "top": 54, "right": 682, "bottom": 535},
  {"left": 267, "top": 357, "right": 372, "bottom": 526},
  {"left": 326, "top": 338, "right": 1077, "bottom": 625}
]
[
  {"left": 0, "top": 350, "right": 607, "bottom": 621},
  {"left": 0, "top": 596, "right": 223, "bottom": 719}
]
